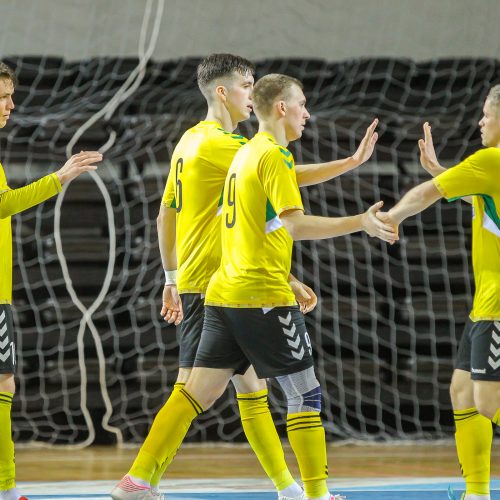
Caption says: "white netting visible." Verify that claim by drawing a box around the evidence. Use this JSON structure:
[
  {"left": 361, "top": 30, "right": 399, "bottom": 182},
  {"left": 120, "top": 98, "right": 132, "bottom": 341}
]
[{"left": 2, "top": 40, "right": 498, "bottom": 443}]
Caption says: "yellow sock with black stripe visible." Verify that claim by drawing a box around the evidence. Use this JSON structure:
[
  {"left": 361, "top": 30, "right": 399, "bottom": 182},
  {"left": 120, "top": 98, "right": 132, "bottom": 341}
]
[
  {"left": 0, "top": 392, "right": 15, "bottom": 491},
  {"left": 287, "top": 411, "right": 329, "bottom": 499},
  {"left": 454, "top": 407, "right": 492, "bottom": 496},
  {"left": 492, "top": 408, "right": 500, "bottom": 426},
  {"left": 149, "top": 382, "right": 186, "bottom": 488},
  {"left": 129, "top": 387, "right": 203, "bottom": 483},
  {"left": 237, "top": 389, "right": 296, "bottom": 492}
]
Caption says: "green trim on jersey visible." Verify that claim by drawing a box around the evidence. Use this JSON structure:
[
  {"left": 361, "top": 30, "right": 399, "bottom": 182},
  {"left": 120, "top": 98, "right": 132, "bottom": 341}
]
[
  {"left": 449, "top": 193, "right": 500, "bottom": 231},
  {"left": 169, "top": 198, "right": 176, "bottom": 209},
  {"left": 265, "top": 199, "right": 277, "bottom": 222},
  {"left": 482, "top": 195, "right": 500, "bottom": 231},
  {"left": 216, "top": 127, "right": 248, "bottom": 145},
  {"left": 279, "top": 147, "right": 293, "bottom": 169}
]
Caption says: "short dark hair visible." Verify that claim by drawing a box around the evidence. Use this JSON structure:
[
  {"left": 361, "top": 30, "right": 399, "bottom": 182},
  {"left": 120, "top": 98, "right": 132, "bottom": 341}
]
[
  {"left": 252, "top": 73, "right": 303, "bottom": 118},
  {"left": 197, "top": 53, "right": 254, "bottom": 98},
  {"left": 0, "top": 62, "right": 18, "bottom": 87}
]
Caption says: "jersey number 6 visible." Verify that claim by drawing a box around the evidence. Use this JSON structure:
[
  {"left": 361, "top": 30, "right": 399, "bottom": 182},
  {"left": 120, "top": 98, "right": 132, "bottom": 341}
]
[{"left": 175, "top": 157, "right": 183, "bottom": 213}]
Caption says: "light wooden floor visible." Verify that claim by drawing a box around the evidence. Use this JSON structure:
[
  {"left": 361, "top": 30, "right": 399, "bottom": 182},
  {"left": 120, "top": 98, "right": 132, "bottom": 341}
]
[{"left": 15, "top": 442, "right": 500, "bottom": 481}]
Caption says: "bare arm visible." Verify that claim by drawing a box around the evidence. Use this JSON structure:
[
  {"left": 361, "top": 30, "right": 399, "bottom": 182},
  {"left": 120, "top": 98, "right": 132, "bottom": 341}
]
[
  {"left": 280, "top": 201, "right": 397, "bottom": 243},
  {"left": 418, "top": 122, "right": 472, "bottom": 204},
  {"left": 0, "top": 151, "right": 102, "bottom": 219},
  {"left": 295, "top": 119, "right": 379, "bottom": 187},
  {"left": 381, "top": 180, "right": 443, "bottom": 226},
  {"left": 157, "top": 204, "right": 183, "bottom": 325}
]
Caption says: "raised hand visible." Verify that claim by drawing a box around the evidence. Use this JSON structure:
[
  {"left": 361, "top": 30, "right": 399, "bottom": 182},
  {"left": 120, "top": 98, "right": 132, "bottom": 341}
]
[
  {"left": 161, "top": 284, "right": 183, "bottom": 326},
  {"left": 351, "top": 118, "right": 379, "bottom": 166},
  {"left": 418, "top": 122, "right": 441, "bottom": 175},
  {"left": 56, "top": 151, "right": 103, "bottom": 185},
  {"left": 289, "top": 279, "right": 318, "bottom": 314},
  {"left": 361, "top": 201, "right": 399, "bottom": 243}
]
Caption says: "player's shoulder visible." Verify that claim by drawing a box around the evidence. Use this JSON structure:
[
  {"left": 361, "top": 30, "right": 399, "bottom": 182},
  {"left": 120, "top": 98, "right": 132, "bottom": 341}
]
[
  {"left": 257, "top": 135, "right": 294, "bottom": 171},
  {"left": 0, "top": 162, "right": 6, "bottom": 183},
  {"left": 468, "top": 147, "right": 500, "bottom": 164},
  {"left": 207, "top": 123, "right": 248, "bottom": 147}
]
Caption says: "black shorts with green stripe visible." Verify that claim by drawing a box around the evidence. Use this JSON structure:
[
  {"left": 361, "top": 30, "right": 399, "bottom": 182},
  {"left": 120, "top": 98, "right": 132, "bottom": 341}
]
[
  {"left": 194, "top": 305, "right": 314, "bottom": 379},
  {"left": 0, "top": 304, "right": 16, "bottom": 374}
]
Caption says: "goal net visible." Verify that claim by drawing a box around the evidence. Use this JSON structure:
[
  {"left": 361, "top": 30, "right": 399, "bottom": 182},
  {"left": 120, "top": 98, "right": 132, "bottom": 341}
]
[{"left": 1, "top": 13, "right": 494, "bottom": 444}]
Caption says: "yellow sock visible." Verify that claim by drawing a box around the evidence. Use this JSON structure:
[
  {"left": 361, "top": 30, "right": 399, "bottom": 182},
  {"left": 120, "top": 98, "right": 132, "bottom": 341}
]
[
  {"left": 237, "top": 389, "right": 295, "bottom": 491},
  {"left": 287, "top": 411, "right": 328, "bottom": 499},
  {"left": 492, "top": 408, "right": 500, "bottom": 426},
  {"left": 149, "top": 382, "right": 185, "bottom": 488},
  {"left": 454, "top": 407, "right": 492, "bottom": 496},
  {"left": 0, "top": 392, "right": 15, "bottom": 491},
  {"left": 129, "top": 387, "right": 203, "bottom": 483}
]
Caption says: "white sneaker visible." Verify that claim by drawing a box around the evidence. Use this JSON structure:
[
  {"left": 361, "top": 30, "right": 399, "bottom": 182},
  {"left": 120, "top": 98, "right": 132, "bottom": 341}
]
[
  {"left": 151, "top": 487, "right": 165, "bottom": 499},
  {"left": 306, "top": 495, "right": 346, "bottom": 500},
  {"left": 111, "top": 475, "right": 164, "bottom": 500},
  {"left": 0, "top": 489, "right": 29, "bottom": 500},
  {"left": 279, "top": 492, "right": 306, "bottom": 500}
]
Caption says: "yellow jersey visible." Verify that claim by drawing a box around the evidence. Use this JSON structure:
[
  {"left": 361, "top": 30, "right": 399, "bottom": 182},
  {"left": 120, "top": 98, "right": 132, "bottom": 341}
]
[
  {"left": 434, "top": 147, "right": 500, "bottom": 320},
  {"left": 0, "top": 163, "right": 62, "bottom": 304},
  {"left": 205, "top": 132, "right": 304, "bottom": 308},
  {"left": 161, "top": 121, "right": 247, "bottom": 294}
]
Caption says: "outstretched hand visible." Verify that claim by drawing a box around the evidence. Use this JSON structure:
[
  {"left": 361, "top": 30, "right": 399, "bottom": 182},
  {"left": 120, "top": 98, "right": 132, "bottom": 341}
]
[
  {"left": 362, "top": 201, "right": 399, "bottom": 243},
  {"left": 418, "top": 122, "right": 440, "bottom": 175},
  {"left": 56, "top": 151, "right": 103, "bottom": 185},
  {"left": 375, "top": 210, "right": 399, "bottom": 235},
  {"left": 351, "top": 118, "right": 379, "bottom": 166},
  {"left": 290, "top": 279, "right": 318, "bottom": 314},
  {"left": 161, "top": 284, "right": 183, "bottom": 326}
]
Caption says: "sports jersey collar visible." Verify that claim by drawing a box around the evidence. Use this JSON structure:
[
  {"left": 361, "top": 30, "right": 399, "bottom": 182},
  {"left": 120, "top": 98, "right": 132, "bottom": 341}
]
[
  {"left": 255, "top": 131, "right": 278, "bottom": 145},
  {"left": 200, "top": 120, "right": 227, "bottom": 130}
]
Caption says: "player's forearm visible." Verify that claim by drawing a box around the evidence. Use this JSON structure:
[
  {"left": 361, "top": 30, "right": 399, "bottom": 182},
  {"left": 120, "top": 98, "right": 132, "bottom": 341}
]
[
  {"left": 282, "top": 212, "right": 363, "bottom": 241},
  {"left": 295, "top": 157, "right": 358, "bottom": 187},
  {"left": 422, "top": 162, "right": 446, "bottom": 178},
  {"left": 157, "top": 206, "right": 177, "bottom": 270},
  {"left": 389, "top": 180, "right": 442, "bottom": 224},
  {"left": 0, "top": 174, "right": 61, "bottom": 219}
]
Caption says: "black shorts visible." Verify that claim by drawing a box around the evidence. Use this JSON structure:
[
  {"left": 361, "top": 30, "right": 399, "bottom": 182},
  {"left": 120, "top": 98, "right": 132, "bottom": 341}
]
[
  {"left": 0, "top": 304, "right": 16, "bottom": 374},
  {"left": 178, "top": 294, "right": 205, "bottom": 368},
  {"left": 194, "top": 305, "right": 314, "bottom": 379},
  {"left": 456, "top": 319, "right": 500, "bottom": 381}
]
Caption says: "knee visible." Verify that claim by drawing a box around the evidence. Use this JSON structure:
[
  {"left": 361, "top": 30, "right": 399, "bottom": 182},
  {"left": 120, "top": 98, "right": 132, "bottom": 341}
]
[
  {"left": 277, "top": 368, "right": 322, "bottom": 413},
  {"left": 449, "top": 376, "right": 473, "bottom": 409},
  {"left": 0, "top": 374, "right": 15, "bottom": 394},
  {"left": 184, "top": 381, "right": 224, "bottom": 411},
  {"left": 475, "top": 400, "right": 498, "bottom": 420},
  {"left": 449, "top": 379, "right": 461, "bottom": 404}
]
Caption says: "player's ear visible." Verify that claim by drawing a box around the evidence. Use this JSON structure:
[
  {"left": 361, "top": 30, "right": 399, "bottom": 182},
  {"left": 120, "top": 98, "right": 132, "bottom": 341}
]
[
  {"left": 277, "top": 100, "right": 287, "bottom": 117},
  {"left": 215, "top": 85, "right": 227, "bottom": 101}
]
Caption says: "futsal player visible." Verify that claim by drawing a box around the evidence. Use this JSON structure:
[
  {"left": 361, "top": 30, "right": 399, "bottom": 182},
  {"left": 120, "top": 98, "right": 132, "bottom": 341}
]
[
  {"left": 0, "top": 62, "right": 103, "bottom": 500},
  {"left": 112, "top": 71, "right": 396, "bottom": 500},
  {"left": 376, "top": 86, "right": 500, "bottom": 500}
]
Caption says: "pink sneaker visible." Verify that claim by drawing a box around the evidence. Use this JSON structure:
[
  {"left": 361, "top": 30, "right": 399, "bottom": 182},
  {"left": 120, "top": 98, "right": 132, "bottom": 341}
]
[{"left": 111, "top": 475, "right": 164, "bottom": 499}]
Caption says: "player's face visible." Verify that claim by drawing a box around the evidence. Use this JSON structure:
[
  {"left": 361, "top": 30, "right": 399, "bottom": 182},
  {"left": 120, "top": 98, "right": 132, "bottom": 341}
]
[
  {"left": 0, "top": 78, "right": 15, "bottom": 129},
  {"left": 478, "top": 98, "right": 500, "bottom": 148},
  {"left": 283, "top": 85, "right": 310, "bottom": 142},
  {"left": 225, "top": 71, "right": 254, "bottom": 123}
]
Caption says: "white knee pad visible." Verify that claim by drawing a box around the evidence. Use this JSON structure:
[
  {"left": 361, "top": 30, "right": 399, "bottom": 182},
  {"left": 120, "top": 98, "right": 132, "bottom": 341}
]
[{"left": 275, "top": 366, "right": 321, "bottom": 413}]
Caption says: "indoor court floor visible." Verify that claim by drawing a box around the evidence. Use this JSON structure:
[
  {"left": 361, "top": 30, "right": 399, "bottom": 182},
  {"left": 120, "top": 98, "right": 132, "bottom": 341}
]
[{"left": 14, "top": 442, "right": 500, "bottom": 499}]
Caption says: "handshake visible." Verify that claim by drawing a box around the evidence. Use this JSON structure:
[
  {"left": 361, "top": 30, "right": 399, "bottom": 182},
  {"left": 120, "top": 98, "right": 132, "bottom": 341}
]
[{"left": 361, "top": 121, "right": 443, "bottom": 245}]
